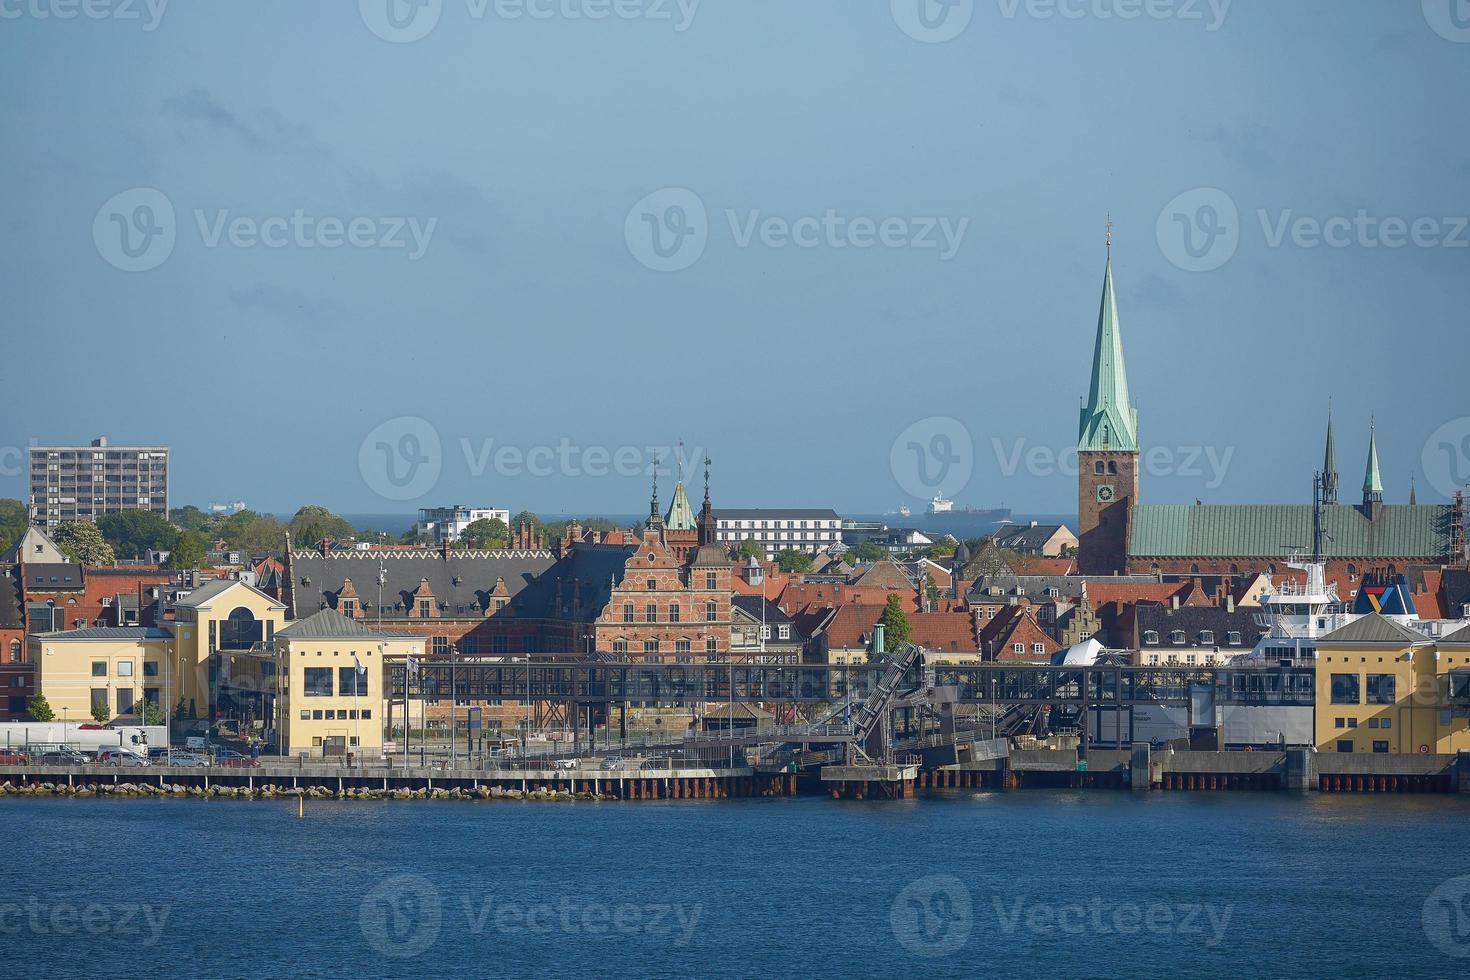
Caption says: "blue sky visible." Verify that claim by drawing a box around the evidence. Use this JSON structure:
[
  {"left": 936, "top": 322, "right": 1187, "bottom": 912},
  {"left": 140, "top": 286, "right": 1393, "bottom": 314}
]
[{"left": 2, "top": 0, "right": 1467, "bottom": 518}]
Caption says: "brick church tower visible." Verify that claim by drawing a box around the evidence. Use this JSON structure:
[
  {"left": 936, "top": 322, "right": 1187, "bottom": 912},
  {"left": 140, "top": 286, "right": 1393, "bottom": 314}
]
[{"left": 1077, "top": 236, "right": 1140, "bottom": 575}]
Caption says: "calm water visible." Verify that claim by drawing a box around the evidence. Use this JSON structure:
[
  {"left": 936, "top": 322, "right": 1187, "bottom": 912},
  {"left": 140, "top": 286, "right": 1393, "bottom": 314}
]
[{"left": 6, "top": 791, "right": 1470, "bottom": 978}]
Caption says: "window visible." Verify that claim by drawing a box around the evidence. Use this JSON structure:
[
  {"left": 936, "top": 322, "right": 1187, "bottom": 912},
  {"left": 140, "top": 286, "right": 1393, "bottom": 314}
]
[
  {"left": 675, "top": 640, "right": 691, "bottom": 656},
  {"left": 778, "top": 625, "right": 791, "bottom": 640},
  {"left": 1143, "top": 631, "right": 1159, "bottom": 645},
  {"left": 1336, "top": 740, "right": 1353, "bottom": 753},
  {"left": 7, "top": 640, "right": 18, "bottom": 663},
  {"left": 115, "top": 689, "right": 134, "bottom": 714},
  {"left": 143, "top": 661, "right": 159, "bottom": 678},
  {"left": 1366, "top": 674, "right": 1395, "bottom": 705},
  {"left": 1330, "top": 674, "right": 1360, "bottom": 705},
  {"left": 668, "top": 604, "right": 680, "bottom": 623},
  {"left": 1094, "top": 461, "right": 1104, "bottom": 475},
  {"left": 706, "top": 637, "right": 717, "bottom": 654},
  {"left": 304, "top": 667, "right": 333, "bottom": 697},
  {"left": 612, "top": 639, "right": 628, "bottom": 655},
  {"left": 646, "top": 578, "right": 657, "bottom": 591},
  {"left": 623, "top": 603, "right": 634, "bottom": 623},
  {"left": 431, "top": 636, "right": 449, "bottom": 655},
  {"left": 1170, "top": 631, "right": 1186, "bottom": 646},
  {"left": 300, "top": 710, "right": 310, "bottom": 720},
  {"left": 1012, "top": 643, "right": 1024, "bottom": 654},
  {"left": 339, "top": 666, "right": 368, "bottom": 697},
  {"left": 705, "top": 572, "right": 717, "bottom": 590},
  {"left": 645, "top": 603, "right": 657, "bottom": 623},
  {"left": 1346, "top": 718, "right": 1357, "bottom": 729},
  {"left": 115, "top": 660, "right": 133, "bottom": 677},
  {"left": 90, "top": 688, "right": 107, "bottom": 713},
  {"left": 1032, "top": 643, "right": 1045, "bottom": 654},
  {"left": 705, "top": 601, "right": 717, "bottom": 622},
  {"left": 643, "top": 639, "right": 658, "bottom": 656},
  {"left": 1380, "top": 717, "right": 1391, "bottom": 729},
  {"left": 1198, "top": 631, "right": 1214, "bottom": 645},
  {"left": 92, "top": 661, "right": 107, "bottom": 678},
  {"left": 312, "top": 710, "right": 324, "bottom": 720},
  {"left": 1227, "top": 631, "right": 1242, "bottom": 646},
  {"left": 362, "top": 710, "right": 371, "bottom": 720},
  {"left": 1372, "top": 740, "right": 1389, "bottom": 754}
]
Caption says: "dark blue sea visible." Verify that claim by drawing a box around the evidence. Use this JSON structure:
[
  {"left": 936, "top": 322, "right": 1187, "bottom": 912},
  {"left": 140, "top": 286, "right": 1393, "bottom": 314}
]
[{"left": 5, "top": 791, "right": 1470, "bottom": 978}]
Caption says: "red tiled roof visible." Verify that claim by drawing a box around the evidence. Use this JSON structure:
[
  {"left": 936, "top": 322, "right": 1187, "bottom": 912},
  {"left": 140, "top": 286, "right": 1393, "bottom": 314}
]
[
  {"left": 908, "top": 611, "right": 979, "bottom": 652},
  {"left": 820, "top": 603, "right": 887, "bottom": 650}
]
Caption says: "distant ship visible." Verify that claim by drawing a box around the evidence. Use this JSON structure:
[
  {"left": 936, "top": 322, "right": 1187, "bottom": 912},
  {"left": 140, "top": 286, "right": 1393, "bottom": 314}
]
[
  {"left": 885, "top": 505, "right": 912, "bottom": 518},
  {"left": 926, "top": 495, "right": 1011, "bottom": 522}
]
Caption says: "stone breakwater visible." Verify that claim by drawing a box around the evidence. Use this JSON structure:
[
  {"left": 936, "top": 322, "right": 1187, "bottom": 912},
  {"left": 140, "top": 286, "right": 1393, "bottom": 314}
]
[{"left": 0, "top": 780, "right": 603, "bottom": 802}]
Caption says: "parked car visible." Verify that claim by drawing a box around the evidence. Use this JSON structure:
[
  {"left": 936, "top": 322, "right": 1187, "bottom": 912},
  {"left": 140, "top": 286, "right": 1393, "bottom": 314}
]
[
  {"left": 212, "top": 749, "right": 260, "bottom": 769},
  {"left": 36, "top": 749, "right": 89, "bottom": 765},
  {"left": 0, "top": 751, "right": 27, "bottom": 765},
  {"left": 152, "top": 749, "right": 208, "bottom": 767},
  {"left": 553, "top": 758, "right": 578, "bottom": 770},
  {"left": 599, "top": 757, "right": 625, "bottom": 771},
  {"left": 96, "top": 749, "right": 150, "bottom": 767}
]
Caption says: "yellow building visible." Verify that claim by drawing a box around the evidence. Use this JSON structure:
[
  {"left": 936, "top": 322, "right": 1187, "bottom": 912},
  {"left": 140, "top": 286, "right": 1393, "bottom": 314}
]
[
  {"left": 28, "top": 627, "right": 174, "bottom": 723},
  {"left": 274, "top": 608, "right": 425, "bottom": 759},
  {"left": 168, "top": 579, "right": 287, "bottom": 724},
  {"left": 1314, "top": 615, "right": 1470, "bottom": 755}
]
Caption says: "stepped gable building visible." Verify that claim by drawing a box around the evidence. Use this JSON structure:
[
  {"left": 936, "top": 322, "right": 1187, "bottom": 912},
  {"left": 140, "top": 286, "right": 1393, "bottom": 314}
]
[
  {"left": 1076, "top": 245, "right": 1465, "bottom": 578},
  {"left": 282, "top": 464, "right": 733, "bottom": 662}
]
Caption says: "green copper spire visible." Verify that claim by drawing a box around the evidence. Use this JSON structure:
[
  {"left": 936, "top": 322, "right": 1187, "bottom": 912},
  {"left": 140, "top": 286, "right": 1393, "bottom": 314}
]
[
  {"left": 1322, "top": 404, "right": 1339, "bottom": 504},
  {"left": 665, "top": 481, "right": 696, "bottom": 530},
  {"left": 1362, "top": 420, "right": 1384, "bottom": 504},
  {"left": 1078, "top": 250, "right": 1139, "bottom": 453}
]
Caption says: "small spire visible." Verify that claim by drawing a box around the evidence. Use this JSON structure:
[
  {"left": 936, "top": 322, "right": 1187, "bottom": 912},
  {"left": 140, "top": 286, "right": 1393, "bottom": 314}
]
[
  {"left": 1321, "top": 400, "right": 1339, "bottom": 505},
  {"left": 1105, "top": 212, "right": 1113, "bottom": 260},
  {"left": 1362, "top": 417, "right": 1384, "bottom": 504},
  {"left": 1409, "top": 473, "right": 1417, "bottom": 506}
]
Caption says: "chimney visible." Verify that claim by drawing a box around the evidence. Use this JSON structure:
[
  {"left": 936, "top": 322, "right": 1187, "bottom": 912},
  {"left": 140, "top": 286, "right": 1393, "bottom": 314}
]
[
  {"left": 1226, "top": 593, "right": 1235, "bottom": 613},
  {"left": 1171, "top": 594, "right": 1180, "bottom": 610},
  {"left": 441, "top": 536, "right": 451, "bottom": 560}
]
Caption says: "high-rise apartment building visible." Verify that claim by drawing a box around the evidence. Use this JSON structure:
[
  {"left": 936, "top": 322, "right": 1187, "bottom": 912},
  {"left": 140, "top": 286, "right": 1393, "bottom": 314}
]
[{"left": 29, "top": 436, "right": 169, "bottom": 528}]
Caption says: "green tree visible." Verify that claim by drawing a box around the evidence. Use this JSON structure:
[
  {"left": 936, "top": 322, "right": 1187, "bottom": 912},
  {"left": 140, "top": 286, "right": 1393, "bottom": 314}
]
[
  {"left": 136, "top": 699, "right": 166, "bottom": 725},
  {"left": 169, "top": 505, "right": 215, "bottom": 532},
  {"left": 460, "top": 517, "right": 509, "bottom": 548},
  {"left": 924, "top": 572, "right": 940, "bottom": 611},
  {"left": 166, "top": 530, "right": 209, "bottom": 569},
  {"left": 848, "top": 541, "right": 884, "bottom": 563},
  {"left": 173, "top": 697, "right": 189, "bottom": 721},
  {"left": 27, "top": 693, "right": 55, "bottom": 722},
  {"left": 52, "top": 521, "right": 117, "bottom": 565},
  {"left": 736, "top": 538, "right": 763, "bottom": 560},
  {"left": 98, "top": 509, "right": 180, "bottom": 559},
  {"left": 0, "top": 498, "right": 26, "bottom": 553},
  {"left": 879, "top": 593, "right": 912, "bottom": 648},
  {"left": 289, "top": 505, "right": 356, "bottom": 548},
  {"left": 775, "top": 549, "right": 813, "bottom": 574},
  {"left": 90, "top": 698, "right": 110, "bottom": 724},
  {"left": 215, "top": 511, "right": 289, "bottom": 556}
]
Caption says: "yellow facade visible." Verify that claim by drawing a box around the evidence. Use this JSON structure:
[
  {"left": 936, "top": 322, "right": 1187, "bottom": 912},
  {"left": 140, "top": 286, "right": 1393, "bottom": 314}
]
[
  {"left": 1314, "top": 621, "right": 1470, "bottom": 755},
  {"left": 274, "top": 610, "right": 425, "bottom": 758},
  {"left": 169, "top": 580, "right": 287, "bottom": 722},
  {"left": 29, "top": 630, "right": 174, "bottom": 724}
]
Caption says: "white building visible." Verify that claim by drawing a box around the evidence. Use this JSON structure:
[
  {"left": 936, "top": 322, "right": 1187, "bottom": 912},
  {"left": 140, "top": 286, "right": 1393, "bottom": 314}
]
[
  {"left": 714, "top": 509, "right": 843, "bottom": 557},
  {"left": 29, "top": 436, "right": 169, "bottom": 528},
  {"left": 414, "top": 505, "right": 511, "bottom": 544}
]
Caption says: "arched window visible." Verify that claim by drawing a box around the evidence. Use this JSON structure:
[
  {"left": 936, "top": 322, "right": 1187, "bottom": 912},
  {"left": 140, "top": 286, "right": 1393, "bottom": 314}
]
[
  {"left": 705, "top": 600, "right": 717, "bottom": 622},
  {"left": 7, "top": 639, "right": 19, "bottom": 664},
  {"left": 220, "top": 606, "right": 260, "bottom": 649},
  {"left": 1094, "top": 461, "right": 1105, "bottom": 475},
  {"left": 1107, "top": 461, "right": 1118, "bottom": 475}
]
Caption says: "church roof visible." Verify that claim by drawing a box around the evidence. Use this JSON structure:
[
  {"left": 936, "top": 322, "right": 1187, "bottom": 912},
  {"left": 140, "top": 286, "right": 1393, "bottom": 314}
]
[
  {"left": 664, "top": 482, "right": 697, "bottom": 530},
  {"left": 1129, "top": 503, "right": 1455, "bottom": 559},
  {"left": 1078, "top": 256, "right": 1139, "bottom": 453}
]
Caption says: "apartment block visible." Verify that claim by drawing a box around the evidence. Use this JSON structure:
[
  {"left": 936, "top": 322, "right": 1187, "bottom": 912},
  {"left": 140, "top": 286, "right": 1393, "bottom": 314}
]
[{"left": 29, "top": 436, "right": 169, "bottom": 528}]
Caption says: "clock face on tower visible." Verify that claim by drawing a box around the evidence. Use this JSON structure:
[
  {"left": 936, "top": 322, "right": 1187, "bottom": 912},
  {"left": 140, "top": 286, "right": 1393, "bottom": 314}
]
[{"left": 1096, "top": 485, "right": 1116, "bottom": 503}]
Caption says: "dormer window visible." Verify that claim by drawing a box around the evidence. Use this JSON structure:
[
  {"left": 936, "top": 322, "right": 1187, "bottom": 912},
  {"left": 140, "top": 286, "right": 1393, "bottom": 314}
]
[
  {"left": 1227, "top": 631, "right": 1242, "bottom": 645},
  {"left": 1198, "top": 630, "right": 1214, "bottom": 645},
  {"left": 1143, "top": 630, "right": 1159, "bottom": 645},
  {"left": 1170, "top": 630, "right": 1186, "bottom": 645}
]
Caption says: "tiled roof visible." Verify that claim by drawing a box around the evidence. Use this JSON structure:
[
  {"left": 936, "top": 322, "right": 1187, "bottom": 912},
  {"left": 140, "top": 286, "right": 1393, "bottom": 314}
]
[
  {"left": 852, "top": 560, "right": 914, "bottom": 590},
  {"left": 1130, "top": 504, "right": 1456, "bottom": 559},
  {"left": 821, "top": 603, "right": 886, "bottom": 650},
  {"left": 908, "top": 612, "right": 979, "bottom": 653},
  {"left": 287, "top": 547, "right": 559, "bottom": 619}
]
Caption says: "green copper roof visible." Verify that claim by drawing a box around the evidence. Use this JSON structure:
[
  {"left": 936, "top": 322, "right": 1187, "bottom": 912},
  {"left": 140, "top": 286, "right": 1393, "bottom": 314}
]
[
  {"left": 1363, "top": 425, "right": 1384, "bottom": 501},
  {"left": 664, "top": 481, "right": 697, "bottom": 530},
  {"left": 1078, "top": 258, "right": 1139, "bottom": 453},
  {"left": 1129, "top": 503, "right": 1454, "bottom": 559}
]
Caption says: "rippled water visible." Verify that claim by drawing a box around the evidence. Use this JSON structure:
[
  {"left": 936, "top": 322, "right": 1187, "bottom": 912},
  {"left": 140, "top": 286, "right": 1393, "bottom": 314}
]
[{"left": 5, "top": 790, "right": 1469, "bottom": 978}]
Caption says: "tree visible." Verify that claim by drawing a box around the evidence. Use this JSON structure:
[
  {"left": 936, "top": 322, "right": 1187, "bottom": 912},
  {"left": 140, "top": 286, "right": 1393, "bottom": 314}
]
[
  {"left": 136, "top": 699, "right": 166, "bottom": 725},
  {"left": 879, "top": 593, "right": 911, "bottom": 648},
  {"left": 510, "top": 510, "right": 540, "bottom": 531},
  {"left": 289, "top": 505, "right": 356, "bottom": 548},
  {"left": 98, "top": 509, "right": 180, "bottom": 559},
  {"left": 926, "top": 542, "right": 957, "bottom": 558},
  {"left": 27, "top": 693, "right": 55, "bottom": 722},
  {"left": 169, "top": 505, "right": 215, "bottom": 532},
  {"left": 90, "top": 698, "right": 110, "bottom": 724},
  {"left": 924, "top": 572, "right": 940, "bottom": 612},
  {"left": 52, "top": 521, "right": 116, "bottom": 565},
  {"left": 215, "top": 511, "right": 289, "bottom": 556},
  {"left": 775, "top": 549, "right": 813, "bottom": 574},
  {"left": 848, "top": 541, "right": 884, "bottom": 563},
  {"left": 0, "top": 498, "right": 26, "bottom": 553},
  {"left": 460, "top": 517, "right": 509, "bottom": 549},
  {"left": 173, "top": 697, "right": 188, "bottom": 721},
  {"left": 736, "top": 538, "right": 763, "bottom": 560},
  {"left": 166, "top": 530, "right": 208, "bottom": 569}
]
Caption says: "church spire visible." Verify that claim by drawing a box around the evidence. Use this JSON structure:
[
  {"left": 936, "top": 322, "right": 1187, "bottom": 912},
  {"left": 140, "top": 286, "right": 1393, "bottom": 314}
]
[
  {"left": 1321, "top": 403, "right": 1339, "bottom": 505},
  {"left": 647, "top": 458, "right": 665, "bottom": 532},
  {"left": 698, "top": 457, "right": 718, "bottom": 546},
  {"left": 1362, "top": 420, "right": 1384, "bottom": 504},
  {"left": 1409, "top": 473, "right": 1417, "bottom": 506},
  {"left": 1078, "top": 233, "right": 1139, "bottom": 453}
]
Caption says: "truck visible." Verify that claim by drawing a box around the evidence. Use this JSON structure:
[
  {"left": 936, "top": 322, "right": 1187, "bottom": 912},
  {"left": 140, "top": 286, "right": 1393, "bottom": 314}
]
[{"left": 0, "top": 723, "right": 167, "bottom": 758}]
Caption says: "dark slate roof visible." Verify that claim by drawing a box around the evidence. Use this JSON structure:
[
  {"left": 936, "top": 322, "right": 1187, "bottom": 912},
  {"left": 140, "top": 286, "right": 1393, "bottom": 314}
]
[
  {"left": 286, "top": 548, "right": 559, "bottom": 619},
  {"left": 278, "top": 608, "right": 418, "bottom": 639},
  {"left": 0, "top": 566, "right": 23, "bottom": 629},
  {"left": 507, "top": 544, "right": 636, "bottom": 622},
  {"left": 1441, "top": 622, "right": 1470, "bottom": 644},
  {"left": 968, "top": 574, "right": 1158, "bottom": 600},
  {"left": 23, "top": 563, "right": 85, "bottom": 591},
  {"left": 994, "top": 524, "right": 1067, "bottom": 551},
  {"left": 1134, "top": 605, "right": 1264, "bottom": 648},
  {"left": 732, "top": 595, "right": 802, "bottom": 639},
  {"left": 1320, "top": 614, "right": 1430, "bottom": 645},
  {"left": 1130, "top": 504, "right": 1456, "bottom": 559},
  {"left": 714, "top": 509, "right": 841, "bottom": 521},
  {"left": 30, "top": 627, "right": 171, "bottom": 640}
]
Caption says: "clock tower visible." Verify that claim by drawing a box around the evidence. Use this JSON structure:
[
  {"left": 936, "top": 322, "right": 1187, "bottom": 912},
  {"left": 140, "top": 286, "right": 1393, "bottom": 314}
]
[{"left": 1077, "top": 234, "right": 1139, "bottom": 575}]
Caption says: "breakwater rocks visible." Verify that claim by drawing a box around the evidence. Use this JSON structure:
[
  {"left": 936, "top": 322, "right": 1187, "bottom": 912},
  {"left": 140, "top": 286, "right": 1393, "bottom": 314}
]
[{"left": 0, "top": 780, "right": 605, "bottom": 803}]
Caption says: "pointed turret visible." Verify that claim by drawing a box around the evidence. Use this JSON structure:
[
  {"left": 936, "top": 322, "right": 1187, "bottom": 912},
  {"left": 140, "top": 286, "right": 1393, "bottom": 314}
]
[
  {"left": 1409, "top": 474, "right": 1418, "bottom": 506},
  {"left": 1362, "top": 421, "right": 1384, "bottom": 505},
  {"left": 1321, "top": 405, "right": 1339, "bottom": 505},
  {"left": 664, "top": 481, "right": 696, "bottom": 530},
  {"left": 1078, "top": 251, "right": 1139, "bottom": 453},
  {"left": 646, "top": 461, "right": 665, "bottom": 533}
]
